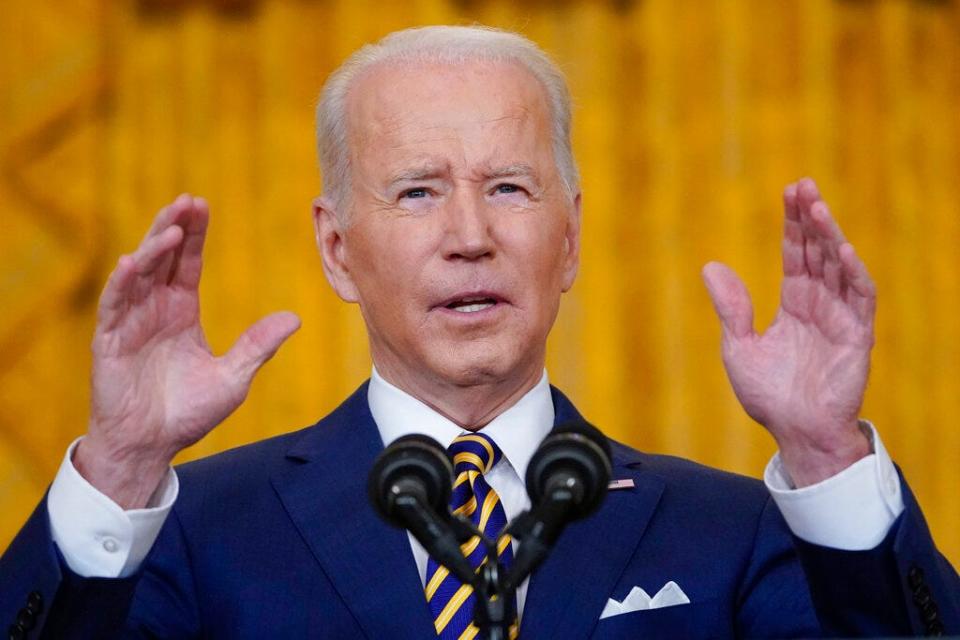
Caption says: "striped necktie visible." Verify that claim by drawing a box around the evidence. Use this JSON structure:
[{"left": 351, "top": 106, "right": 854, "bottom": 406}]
[{"left": 425, "top": 432, "right": 518, "bottom": 639}]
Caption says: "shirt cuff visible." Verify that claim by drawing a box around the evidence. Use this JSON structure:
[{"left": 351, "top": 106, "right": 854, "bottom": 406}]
[
  {"left": 47, "top": 437, "right": 178, "bottom": 578},
  {"left": 764, "top": 421, "right": 904, "bottom": 550}
]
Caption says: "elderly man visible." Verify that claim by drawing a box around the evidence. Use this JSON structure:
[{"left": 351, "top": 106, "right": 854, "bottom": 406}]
[{"left": 1, "top": 25, "right": 957, "bottom": 639}]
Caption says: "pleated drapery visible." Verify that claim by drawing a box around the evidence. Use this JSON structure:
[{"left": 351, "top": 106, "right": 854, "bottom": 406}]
[{"left": 1, "top": 0, "right": 958, "bottom": 566}]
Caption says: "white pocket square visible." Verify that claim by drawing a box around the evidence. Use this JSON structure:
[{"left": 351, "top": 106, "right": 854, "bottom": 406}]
[{"left": 599, "top": 581, "right": 691, "bottom": 619}]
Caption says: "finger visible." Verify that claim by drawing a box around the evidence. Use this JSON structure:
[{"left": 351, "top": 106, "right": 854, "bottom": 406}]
[
  {"left": 97, "top": 255, "right": 138, "bottom": 330},
  {"left": 130, "top": 225, "right": 186, "bottom": 301},
  {"left": 805, "top": 185, "right": 855, "bottom": 298},
  {"left": 782, "top": 183, "right": 805, "bottom": 277},
  {"left": 795, "top": 177, "right": 822, "bottom": 208},
  {"left": 800, "top": 179, "right": 849, "bottom": 284},
  {"left": 822, "top": 257, "right": 842, "bottom": 296},
  {"left": 167, "top": 196, "right": 209, "bottom": 289},
  {"left": 142, "top": 193, "right": 193, "bottom": 242},
  {"left": 222, "top": 311, "right": 302, "bottom": 384},
  {"left": 839, "top": 243, "right": 876, "bottom": 323},
  {"left": 783, "top": 181, "right": 801, "bottom": 222},
  {"left": 702, "top": 262, "right": 754, "bottom": 340},
  {"left": 133, "top": 194, "right": 196, "bottom": 288},
  {"left": 131, "top": 225, "right": 184, "bottom": 278},
  {"left": 809, "top": 202, "right": 846, "bottom": 295},
  {"left": 795, "top": 178, "right": 826, "bottom": 278},
  {"left": 803, "top": 236, "right": 825, "bottom": 279},
  {"left": 809, "top": 200, "right": 848, "bottom": 246},
  {"left": 97, "top": 227, "right": 184, "bottom": 330},
  {"left": 797, "top": 178, "right": 825, "bottom": 278}
]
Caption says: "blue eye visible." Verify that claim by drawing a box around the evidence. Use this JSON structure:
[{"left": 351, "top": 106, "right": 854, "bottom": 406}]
[
  {"left": 402, "top": 188, "right": 428, "bottom": 199},
  {"left": 495, "top": 184, "right": 520, "bottom": 194}
]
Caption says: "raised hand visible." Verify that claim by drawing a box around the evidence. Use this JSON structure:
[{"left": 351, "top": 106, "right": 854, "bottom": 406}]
[
  {"left": 75, "top": 195, "right": 301, "bottom": 508},
  {"left": 702, "top": 178, "right": 874, "bottom": 487}
]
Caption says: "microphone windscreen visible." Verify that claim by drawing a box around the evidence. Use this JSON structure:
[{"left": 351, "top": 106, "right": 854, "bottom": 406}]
[
  {"left": 368, "top": 433, "right": 453, "bottom": 527},
  {"left": 525, "top": 420, "right": 612, "bottom": 519}
]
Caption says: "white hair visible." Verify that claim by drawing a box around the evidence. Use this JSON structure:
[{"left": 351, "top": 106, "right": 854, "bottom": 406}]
[{"left": 315, "top": 25, "right": 579, "bottom": 213}]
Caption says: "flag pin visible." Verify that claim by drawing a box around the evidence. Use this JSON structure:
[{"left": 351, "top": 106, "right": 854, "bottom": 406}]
[{"left": 607, "top": 478, "right": 635, "bottom": 490}]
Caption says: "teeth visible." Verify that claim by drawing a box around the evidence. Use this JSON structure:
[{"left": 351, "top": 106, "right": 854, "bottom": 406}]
[{"left": 451, "top": 302, "right": 494, "bottom": 313}]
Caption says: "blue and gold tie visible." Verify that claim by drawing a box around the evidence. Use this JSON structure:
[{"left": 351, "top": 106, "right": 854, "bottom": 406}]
[{"left": 425, "top": 432, "right": 518, "bottom": 639}]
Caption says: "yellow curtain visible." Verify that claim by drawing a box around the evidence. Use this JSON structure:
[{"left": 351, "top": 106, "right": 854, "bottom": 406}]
[{"left": 2, "top": 0, "right": 958, "bottom": 568}]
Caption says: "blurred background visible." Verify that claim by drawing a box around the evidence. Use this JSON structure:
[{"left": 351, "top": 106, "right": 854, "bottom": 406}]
[{"left": 2, "top": 0, "right": 958, "bottom": 566}]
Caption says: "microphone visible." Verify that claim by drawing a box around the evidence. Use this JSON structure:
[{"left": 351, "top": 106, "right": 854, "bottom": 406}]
[
  {"left": 504, "top": 420, "right": 612, "bottom": 589},
  {"left": 368, "top": 434, "right": 452, "bottom": 523},
  {"left": 525, "top": 420, "right": 612, "bottom": 520},
  {"left": 367, "top": 434, "right": 476, "bottom": 584}
]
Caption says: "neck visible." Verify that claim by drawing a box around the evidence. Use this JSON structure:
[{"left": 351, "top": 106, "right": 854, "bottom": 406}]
[{"left": 373, "top": 362, "right": 544, "bottom": 430}]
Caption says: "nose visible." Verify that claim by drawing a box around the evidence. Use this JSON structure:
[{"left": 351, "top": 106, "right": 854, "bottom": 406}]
[{"left": 441, "top": 191, "right": 495, "bottom": 261}]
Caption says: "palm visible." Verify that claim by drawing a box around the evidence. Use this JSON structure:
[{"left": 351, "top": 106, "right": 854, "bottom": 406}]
[
  {"left": 725, "top": 273, "right": 872, "bottom": 437},
  {"left": 703, "top": 179, "right": 875, "bottom": 485},
  {"left": 93, "top": 282, "right": 238, "bottom": 453}
]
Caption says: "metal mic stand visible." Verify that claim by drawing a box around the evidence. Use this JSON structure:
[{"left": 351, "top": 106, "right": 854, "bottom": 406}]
[
  {"left": 446, "top": 515, "right": 517, "bottom": 640},
  {"left": 445, "top": 486, "right": 581, "bottom": 640}
]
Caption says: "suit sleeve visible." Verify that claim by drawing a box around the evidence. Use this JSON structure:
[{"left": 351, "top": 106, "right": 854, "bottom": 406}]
[
  {"left": 794, "top": 474, "right": 960, "bottom": 637},
  {"left": 0, "top": 495, "right": 202, "bottom": 639},
  {"left": 0, "top": 495, "right": 143, "bottom": 639},
  {"left": 0, "top": 496, "right": 64, "bottom": 639}
]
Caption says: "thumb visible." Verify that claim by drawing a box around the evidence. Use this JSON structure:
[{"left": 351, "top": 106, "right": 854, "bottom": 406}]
[
  {"left": 223, "top": 311, "right": 301, "bottom": 383},
  {"left": 701, "top": 262, "right": 754, "bottom": 340}
]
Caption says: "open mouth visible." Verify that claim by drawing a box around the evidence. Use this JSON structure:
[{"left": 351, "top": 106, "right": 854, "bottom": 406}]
[{"left": 445, "top": 297, "right": 498, "bottom": 313}]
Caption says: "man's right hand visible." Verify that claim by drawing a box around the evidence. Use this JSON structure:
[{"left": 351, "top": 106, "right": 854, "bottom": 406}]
[{"left": 74, "top": 195, "right": 301, "bottom": 509}]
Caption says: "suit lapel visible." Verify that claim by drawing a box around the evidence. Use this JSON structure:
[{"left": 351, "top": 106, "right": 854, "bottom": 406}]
[
  {"left": 270, "top": 384, "right": 436, "bottom": 640},
  {"left": 519, "top": 389, "right": 665, "bottom": 639}
]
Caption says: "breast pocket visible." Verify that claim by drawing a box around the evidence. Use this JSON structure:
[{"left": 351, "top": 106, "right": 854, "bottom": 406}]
[{"left": 590, "top": 599, "right": 730, "bottom": 640}]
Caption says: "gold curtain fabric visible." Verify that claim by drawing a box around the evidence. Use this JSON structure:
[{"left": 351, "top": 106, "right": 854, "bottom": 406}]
[{"left": 2, "top": 0, "right": 958, "bottom": 567}]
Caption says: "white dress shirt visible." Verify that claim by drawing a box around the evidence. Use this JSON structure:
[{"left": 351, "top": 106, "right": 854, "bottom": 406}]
[{"left": 47, "top": 369, "right": 905, "bottom": 609}]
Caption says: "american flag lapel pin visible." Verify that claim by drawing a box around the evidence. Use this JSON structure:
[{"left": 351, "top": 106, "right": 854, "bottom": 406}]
[{"left": 607, "top": 478, "right": 635, "bottom": 490}]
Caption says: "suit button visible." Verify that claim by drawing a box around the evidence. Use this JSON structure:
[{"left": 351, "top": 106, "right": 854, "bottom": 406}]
[
  {"left": 8, "top": 623, "right": 26, "bottom": 640},
  {"left": 913, "top": 588, "right": 932, "bottom": 608},
  {"left": 908, "top": 565, "right": 925, "bottom": 589},
  {"left": 26, "top": 591, "right": 42, "bottom": 614},
  {"left": 14, "top": 609, "right": 33, "bottom": 631},
  {"left": 927, "top": 619, "right": 945, "bottom": 636},
  {"left": 921, "top": 602, "right": 939, "bottom": 623}
]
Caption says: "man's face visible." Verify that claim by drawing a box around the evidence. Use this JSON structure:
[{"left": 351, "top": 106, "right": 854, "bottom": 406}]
[{"left": 319, "top": 59, "right": 580, "bottom": 397}]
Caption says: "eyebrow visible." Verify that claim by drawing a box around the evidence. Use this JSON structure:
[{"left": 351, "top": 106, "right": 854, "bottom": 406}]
[
  {"left": 486, "top": 163, "right": 537, "bottom": 180},
  {"left": 385, "top": 162, "right": 541, "bottom": 188},
  {"left": 387, "top": 165, "right": 448, "bottom": 186}
]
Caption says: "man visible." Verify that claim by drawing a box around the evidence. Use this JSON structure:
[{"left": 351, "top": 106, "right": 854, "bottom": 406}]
[{"left": 1, "top": 25, "right": 957, "bottom": 639}]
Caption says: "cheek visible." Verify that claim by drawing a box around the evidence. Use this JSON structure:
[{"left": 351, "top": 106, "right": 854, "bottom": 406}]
[
  {"left": 349, "top": 227, "right": 433, "bottom": 308},
  {"left": 504, "top": 220, "right": 569, "bottom": 319},
  {"left": 516, "top": 219, "right": 569, "bottom": 280}
]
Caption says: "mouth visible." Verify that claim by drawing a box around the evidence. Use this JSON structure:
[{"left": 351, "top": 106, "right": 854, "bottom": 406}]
[{"left": 435, "top": 292, "right": 506, "bottom": 315}]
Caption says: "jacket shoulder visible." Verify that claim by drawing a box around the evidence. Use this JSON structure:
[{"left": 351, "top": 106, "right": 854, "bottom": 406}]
[
  {"left": 175, "top": 381, "right": 371, "bottom": 499},
  {"left": 176, "top": 423, "right": 312, "bottom": 484},
  {"left": 610, "top": 439, "right": 771, "bottom": 513}
]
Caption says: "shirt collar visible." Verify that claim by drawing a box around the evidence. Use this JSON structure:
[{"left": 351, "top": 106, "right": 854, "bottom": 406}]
[{"left": 368, "top": 367, "right": 554, "bottom": 482}]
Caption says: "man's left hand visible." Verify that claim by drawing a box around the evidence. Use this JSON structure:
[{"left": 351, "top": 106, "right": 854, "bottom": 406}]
[{"left": 702, "top": 178, "right": 874, "bottom": 487}]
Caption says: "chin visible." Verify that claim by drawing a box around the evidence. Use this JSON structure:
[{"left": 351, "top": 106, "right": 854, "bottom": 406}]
[{"left": 429, "top": 341, "right": 537, "bottom": 388}]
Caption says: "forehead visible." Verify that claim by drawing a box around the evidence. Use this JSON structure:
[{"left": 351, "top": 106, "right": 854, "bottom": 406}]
[{"left": 344, "top": 58, "right": 554, "bottom": 175}]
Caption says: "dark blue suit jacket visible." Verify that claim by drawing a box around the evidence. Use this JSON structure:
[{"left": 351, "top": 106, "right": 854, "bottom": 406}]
[{"left": 2, "top": 383, "right": 958, "bottom": 638}]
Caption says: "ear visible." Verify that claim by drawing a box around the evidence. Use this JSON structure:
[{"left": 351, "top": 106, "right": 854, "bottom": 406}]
[
  {"left": 313, "top": 196, "right": 359, "bottom": 303},
  {"left": 560, "top": 191, "right": 582, "bottom": 292}
]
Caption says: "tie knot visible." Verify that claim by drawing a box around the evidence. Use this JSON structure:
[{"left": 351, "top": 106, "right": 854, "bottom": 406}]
[{"left": 448, "top": 432, "right": 502, "bottom": 475}]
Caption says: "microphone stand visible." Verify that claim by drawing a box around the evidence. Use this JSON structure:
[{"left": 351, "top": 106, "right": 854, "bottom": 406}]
[
  {"left": 444, "top": 478, "right": 580, "bottom": 640},
  {"left": 501, "top": 477, "right": 579, "bottom": 593},
  {"left": 446, "top": 514, "right": 516, "bottom": 640}
]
